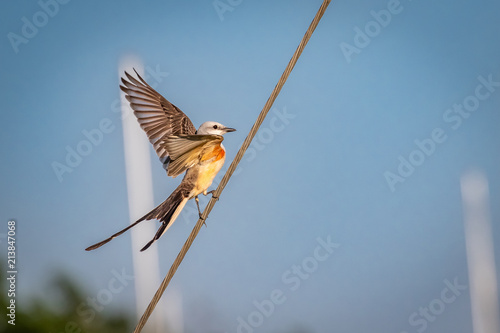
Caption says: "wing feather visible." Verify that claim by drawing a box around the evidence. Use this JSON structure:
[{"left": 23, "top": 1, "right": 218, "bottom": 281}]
[
  {"left": 120, "top": 69, "right": 197, "bottom": 173},
  {"left": 163, "top": 135, "right": 223, "bottom": 177}
]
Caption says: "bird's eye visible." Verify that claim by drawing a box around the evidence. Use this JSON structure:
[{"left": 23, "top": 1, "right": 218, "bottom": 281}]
[{"left": 213, "top": 125, "right": 218, "bottom": 129}]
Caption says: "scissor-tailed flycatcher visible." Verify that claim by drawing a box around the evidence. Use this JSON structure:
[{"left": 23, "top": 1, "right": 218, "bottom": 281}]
[{"left": 86, "top": 70, "right": 235, "bottom": 252}]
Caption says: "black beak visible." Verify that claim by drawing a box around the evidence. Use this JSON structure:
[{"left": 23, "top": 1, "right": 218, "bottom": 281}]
[{"left": 224, "top": 127, "right": 236, "bottom": 133}]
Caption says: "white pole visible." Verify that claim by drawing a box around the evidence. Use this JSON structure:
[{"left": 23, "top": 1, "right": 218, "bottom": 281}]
[
  {"left": 119, "top": 56, "right": 166, "bottom": 333},
  {"left": 461, "top": 170, "right": 500, "bottom": 333}
]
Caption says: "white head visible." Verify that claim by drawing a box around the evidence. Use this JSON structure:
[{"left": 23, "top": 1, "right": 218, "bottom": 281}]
[{"left": 197, "top": 121, "right": 236, "bottom": 135}]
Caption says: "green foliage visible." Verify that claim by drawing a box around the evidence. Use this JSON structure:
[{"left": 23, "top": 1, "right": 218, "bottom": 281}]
[{"left": 0, "top": 266, "right": 132, "bottom": 333}]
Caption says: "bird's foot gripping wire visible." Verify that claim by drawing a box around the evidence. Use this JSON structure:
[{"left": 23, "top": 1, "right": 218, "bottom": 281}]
[
  {"left": 204, "top": 190, "right": 219, "bottom": 200},
  {"left": 194, "top": 196, "right": 207, "bottom": 227}
]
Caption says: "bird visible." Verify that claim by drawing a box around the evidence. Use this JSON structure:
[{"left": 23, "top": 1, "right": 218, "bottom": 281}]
[{"left": 86, "top": 69, "right": 235, "bottom": 252}]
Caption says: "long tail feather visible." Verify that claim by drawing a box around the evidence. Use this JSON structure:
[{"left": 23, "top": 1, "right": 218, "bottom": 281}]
[
  {"left": 140, "top": 192, "right": 188, "bottom": 251},
  {"left": 86, "top": 186, "right": 189, "bottom": 252},
  {"left": 85, "top": 218, "right": 147, "bottom": 251}
]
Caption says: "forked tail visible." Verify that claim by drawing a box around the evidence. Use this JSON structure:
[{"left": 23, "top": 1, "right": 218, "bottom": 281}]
[
  {"left": 138, "top": 188, "right": 188, "bottom": 251},
  {"left": 85, "top": 187, "right": 189, "bottom": 252}
]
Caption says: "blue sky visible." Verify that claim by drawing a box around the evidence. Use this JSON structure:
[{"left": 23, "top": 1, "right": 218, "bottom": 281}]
[{"left": 1, "top": 0, "right": 500, "bottom": 332}]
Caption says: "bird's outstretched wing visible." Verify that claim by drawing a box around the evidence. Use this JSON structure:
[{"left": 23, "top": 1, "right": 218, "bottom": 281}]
[
  {"left": 120, "top": 69, "right": 196, "bottom": 172},
  {"left": 163, "top": 134, "right": 224, "bottom": 177}
]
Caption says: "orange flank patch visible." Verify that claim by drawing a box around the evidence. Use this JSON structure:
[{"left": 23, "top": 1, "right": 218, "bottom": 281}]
[{"left": 201, "top": 144, "right": 225, "bottom": 162}]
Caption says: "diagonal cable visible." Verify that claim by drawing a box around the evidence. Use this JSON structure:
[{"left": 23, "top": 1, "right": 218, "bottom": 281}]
[{"left": 134, "top": 1, "right": 331, "bottom": 331}]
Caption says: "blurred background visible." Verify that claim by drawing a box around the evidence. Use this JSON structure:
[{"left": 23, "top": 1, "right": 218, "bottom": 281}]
[{"left": 1, "top": 0, "right": 499, "bottom": 332}]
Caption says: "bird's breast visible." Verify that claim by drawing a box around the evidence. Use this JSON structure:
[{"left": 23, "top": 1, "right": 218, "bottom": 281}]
[{"left": 192, "top": 144, "right": 226, "bottom": 196}]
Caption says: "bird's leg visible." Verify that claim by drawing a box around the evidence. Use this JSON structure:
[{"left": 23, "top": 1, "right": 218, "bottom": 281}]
[
  {"left": 195, "top": 196, "right": 203, "bottom": 219},
  {"left": 195, "top": 196, "right": 207, "bottom": 227},
  {"left": 204, "top": 190, "right": 219, "bottom": 200}
]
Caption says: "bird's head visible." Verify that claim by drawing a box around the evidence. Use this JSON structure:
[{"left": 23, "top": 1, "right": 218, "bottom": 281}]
[{"left": 197, "top": 121, "right": 236, "bottom": 136}]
